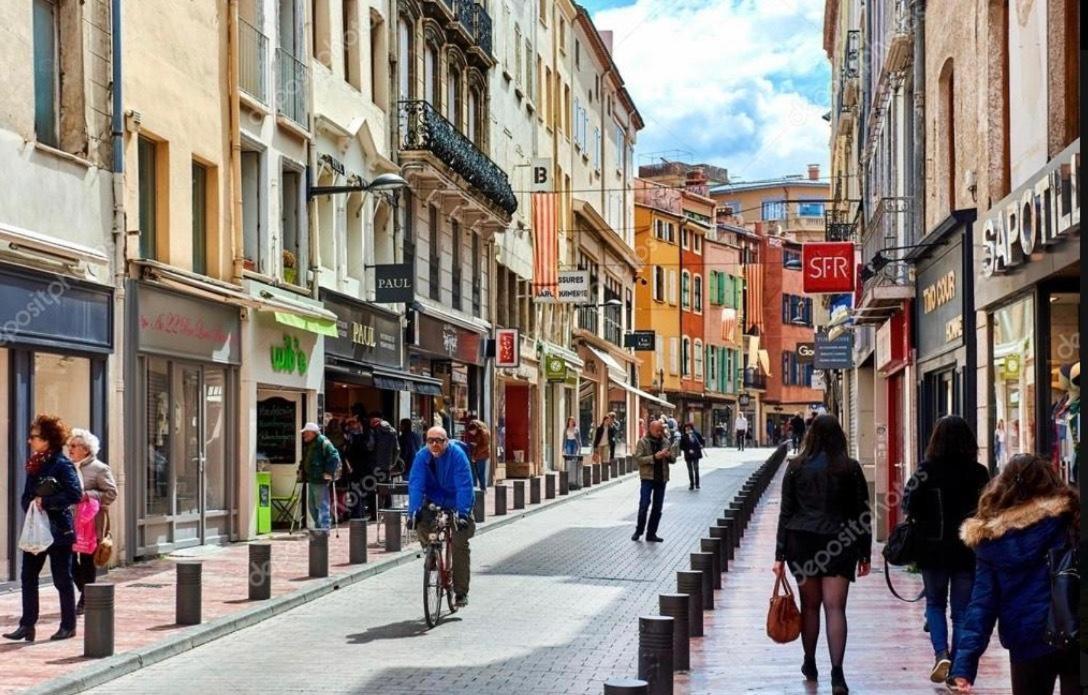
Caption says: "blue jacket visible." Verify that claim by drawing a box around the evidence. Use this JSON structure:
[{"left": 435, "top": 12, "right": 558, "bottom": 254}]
[
  {"left": 408, "top": 443, "right": 475, "bottom": 518},
  {"left": 951, "top": 494, "right": 1077, "bottom": 682},
  {"left": 21, "top": 451, "right": 84, "bottom": 545}
]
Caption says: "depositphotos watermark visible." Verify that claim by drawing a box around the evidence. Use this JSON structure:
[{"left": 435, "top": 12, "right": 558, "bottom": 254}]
[{"left": 0, "top": 275, "right": 72, "bottom": 347}]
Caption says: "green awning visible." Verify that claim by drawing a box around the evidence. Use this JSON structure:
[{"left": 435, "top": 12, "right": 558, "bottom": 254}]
[{"left": 273, "top": 311, "right": 339, "bottom": 337}]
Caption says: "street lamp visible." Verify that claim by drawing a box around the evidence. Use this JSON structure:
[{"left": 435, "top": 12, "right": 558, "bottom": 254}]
[{"left": 307, "top": 172, "right": 408, "bottom": 198}]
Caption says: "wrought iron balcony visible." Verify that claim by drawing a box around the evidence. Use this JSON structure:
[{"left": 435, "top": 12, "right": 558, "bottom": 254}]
[
  {"left": 470, "top": 3, "right": 493, "bottom": 56},
  {"left": 398, "top": 100, "right": 517, "bottom": 215},
  {"left": 429, "top": 0, "right": 493, "bottom": 58},
  {"left": 239, "top": 18, "right": 268, "bottom": 103}
]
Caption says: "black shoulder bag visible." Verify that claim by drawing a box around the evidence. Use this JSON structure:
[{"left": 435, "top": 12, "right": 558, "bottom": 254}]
[{"left": 1044, "top": 535, "right": 1079, "bottom": 648}]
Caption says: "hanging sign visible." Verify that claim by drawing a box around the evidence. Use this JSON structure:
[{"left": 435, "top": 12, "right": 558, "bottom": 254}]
[
  {"left": 495, "top": 328, "right": 520, "bottom": 367},
  {"left": 374, "top": 263, "right": 415, "bottom": 303},
  {"left": 803, "top": 242, "right": 856, "bottom": 294}
]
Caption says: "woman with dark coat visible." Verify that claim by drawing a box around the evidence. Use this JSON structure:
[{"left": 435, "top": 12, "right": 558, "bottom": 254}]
[
  {"left": 901, "top": 416, "right": 990, "bottom": 684},
  {"left": 773, "top": 415, "right": 871, "bottom": 695},
  {"left": 4, "top": 414, "right": 83, "bottom": 642},
  {"left": 678, "top": 423, "right": 705, "bottom": 490},
  {"left": 950, "top": 454, "right": 1079, "bottom": 694}
]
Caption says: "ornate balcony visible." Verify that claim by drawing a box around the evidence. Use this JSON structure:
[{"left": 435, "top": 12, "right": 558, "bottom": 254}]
[
  {"left": 425, "top": 0, "right": 494, "bottom": 64},
  {"left": 398, "top": 100, "right": 517, "bottom": 216}
]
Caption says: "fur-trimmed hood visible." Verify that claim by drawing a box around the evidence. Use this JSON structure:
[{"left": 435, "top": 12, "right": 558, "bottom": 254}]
[{"left": 960, "top": 494, "right": 1076, "bottom": 549}]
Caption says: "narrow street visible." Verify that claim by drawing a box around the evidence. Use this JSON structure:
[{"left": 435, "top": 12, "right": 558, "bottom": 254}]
[{"left": 87, "top": 448, "right": 1011, "bottom": 695}]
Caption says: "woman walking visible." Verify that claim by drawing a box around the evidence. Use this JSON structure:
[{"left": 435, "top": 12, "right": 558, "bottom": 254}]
[
  {"left": 773, "top": 415, "right": 871, "bottom": 694},
  {"left": 68, "top": 428, "right": 117, "bottom": 615},
  {"left": 592, "top": 414, "right": 612, "bottom": 465},
  {"left": 679, "top": 423, "right": 705, "bottom": 490},
  {"left": 901, "top": 416, "right": 990, "bottom": 684},
  {"left": 950, "top": 454, "right": 1079, "bottom": 694},
  {"left": 4, "top": 415, "right": 83, "bottom": 642},
  {"left": 563, "top": 417, "right": 581, "bottom": 457}
]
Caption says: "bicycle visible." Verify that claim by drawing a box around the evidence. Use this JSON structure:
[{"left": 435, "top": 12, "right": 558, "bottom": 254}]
[{"left": 417, "top": 503, "right": 458, "bottom": 628}]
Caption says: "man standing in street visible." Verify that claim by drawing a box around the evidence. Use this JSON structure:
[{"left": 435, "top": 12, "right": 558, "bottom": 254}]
[
  {"left": 409, "top": 427, "right": 476, "bottom": 607},
  {"left": 607, "top": 411, "right": 619, "bottom": 461},
  {"left": 790, "top": 412, "right": 806, "bottom": 452},
  {"left": 466, "top": 420, "right": 491, "bottom": 491},
  {"left": 299, "top": 422, "right": 341, "bottom": 530},
  {"left": 631, "top": 419, "right": 679, "bottom": 542},
  {"left": 735, "top": 411, "right": 748, "bottom": 451}
]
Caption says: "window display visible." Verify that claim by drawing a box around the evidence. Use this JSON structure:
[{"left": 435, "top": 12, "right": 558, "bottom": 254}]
[
  {"left": 1048, "top": 293, "right": 1079, "bottom": 481},
  {"left": 991, "top": 296, "right": 1035, "bottom": 466}
]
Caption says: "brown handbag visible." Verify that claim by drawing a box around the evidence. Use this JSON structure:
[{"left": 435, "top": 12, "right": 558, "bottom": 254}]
[
  {"left": 766, "top": 573, "right": 802, "bottom": 643},
  {"left": 93, "top": 513, "right": 113, "bottom": 568}
]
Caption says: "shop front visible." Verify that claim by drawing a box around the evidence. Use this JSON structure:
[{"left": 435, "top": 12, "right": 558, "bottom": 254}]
[
  {"left": 976, "top": 139, "right": 1080, "bottom": 478},
  {"left": 539, "top": 346, "right": 584, "bottom": 476},
  {"left": 874, "top": 307, "right": 911, "bottom": 537},
  {"left": 407, "top": 310, "right": 486, "bottom": 440},
  {"left": 495, "top": 341, "right": 538, "bottom": 481},
  {"left": 129, "top": 283, "right": 239, "bottom": 558},
  {"left": 1, "top": 264, "right": 113, "bottom": 580}
]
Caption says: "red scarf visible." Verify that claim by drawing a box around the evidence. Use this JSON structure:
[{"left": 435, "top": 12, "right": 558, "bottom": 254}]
[{"left": 26, "top": 450, "right": 49, "bottom": 477}]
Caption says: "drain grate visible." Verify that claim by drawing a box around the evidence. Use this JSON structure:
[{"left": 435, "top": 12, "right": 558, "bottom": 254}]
[{"left": 128, "top": 582, "right": 169, "bottom": 589}]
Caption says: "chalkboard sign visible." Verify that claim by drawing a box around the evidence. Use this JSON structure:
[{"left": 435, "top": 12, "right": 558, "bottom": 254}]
[{"left": 257, "top": 397, "right": 298, "bottom": 464}]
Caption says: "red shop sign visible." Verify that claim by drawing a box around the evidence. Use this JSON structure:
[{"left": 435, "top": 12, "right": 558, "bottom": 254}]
[
  {"left": 495, "top": 328, "right": 519, "bottom": 367},
  {"left": 803, "top": 242, "right": 856, "bottom": 294}
]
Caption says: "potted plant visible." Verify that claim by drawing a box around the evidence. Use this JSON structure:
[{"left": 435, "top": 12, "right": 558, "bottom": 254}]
[{"left": 282, "top": 249, "right": 297, "bottom": 285}]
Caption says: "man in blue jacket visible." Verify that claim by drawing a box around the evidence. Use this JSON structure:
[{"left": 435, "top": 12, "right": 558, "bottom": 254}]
[{"left": 408, "top": 426, "right": 476, "bottom": 607}]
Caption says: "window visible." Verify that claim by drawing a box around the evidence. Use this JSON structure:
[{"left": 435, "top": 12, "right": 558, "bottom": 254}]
[
  {"left": 781, "top": 294, "right": 813, "bottom": 326},
  {"left": 707, "top": 345, "right": 717, "bottom": 385},
  {"left": 667, "top": 222, "right": 675, "bottom": 243},
  {"left": 761, "top": 200, "right": 786, "bottom": 221},
  {"left": 667, "top": 269, "right": 677, "bottom": 305},
  {"left": 559, "top": 17, "right": 566, "bottom": 52},
  {"left": 525, "top": 39, "right": 533, "bottom": 99},
  {"left": 681, "top": 227, "right": 690, "bottom": 249},
  {"left": 312, "top": 0, "right": 332, "bottom": 68},
  {"left": 240, "top": 148, "right": 263, "bottom": 272},
  {"left": 693, "top": 234, "right": 702, "bottom": 253},
  {"left": 191, "top": 161, "right": 208, "bottom": 275},
  {"left": 424, "top": 44, "right": 439, "bottom": 107},
  {"left": 539, "top": 0, "right": 547, "bottom": 24},
  {"left": 468, "top": 88, "right": 480, "bottom": 146},
  {"left": 693, "top": 274, "right": 703, "bottom": 312},
  {"left": 429, "top": 206, "right": 440, "bottom": 300},
  {"left": 655, "top": 334, "right": 664, "bottom": 374},
  {"left": 797, "top": 201, "right": 824, "bottom": 217},
  {"left": 681, "top": 270, "right": 690, "bottom": 308},
  {"left": 397, "top": 17, "right": 412, "bottom": 99},
  {"left": 402, "top": 187, "right": 415, "bottom": 266},
  {"left": 573, "top": 97, "right": 580, "bottom": 149},
  {"left": 654, "top": 219, "right": 665, "bottom": 240},
  {"left": 578, "top": 252, "right": 598, "bottom": 333},
  {"left": 669, "top": 337, "right": 679, "bottom": 375},
  {"left": 544, "top": 67, "right": 553, "bottom": 128},
  {"left": 694, "top": 339, "right": 704, "bottom": 380},
  {"left": 992, "top": 295, "right": 1036, "bottom": 465},
  {"left": 625, "top": 288, "right": 633, "bottom": 334},
  {"left": 370, "top": 12, "right": 388, "bottom": 109},
  {"left": 681, "top": 336, "right": 691, "bottom": 377},
  {"left": 593, "top": 127, "right": 600, "bottom": 170},
  {"left": 604, "top": 276, "right": 622, "bottom": 346},
  {"left": 653, "top": 265, "right": 665, "bottom": 302},
  {"left": 451, "top": 219, "right": 462, "bottom": 310},
  {"left": 281, "top": 165, "right": 306, "bottom": 286},
  {"left": 563, "top": 84, "right": 571, "bottom": 137},
  {"left": 471, "top": 233, "right": 481, "bottom": 317},
  {"left": 514, "top": 25, "right": 522, "bottom": 88},
  {"left": 614, "top": 125, "right": 624, "bottom": 171},
  {"left": 138, "top": 136, "right": 160, "bottom": 260},
  {"left": 342, "top": 0, "right": 360, "bottom": 89},
  {"left": 33, "top": 0, "right": 59, "bottom": 147},
  {"left": 574, "top": 39, "right": 579, "bottom": 67},
  {"left": 448, "top": 68, "right": 462, "bottom": 129},
  {"left": 783, "top": 248, "right": 802, "bottom": 269}
]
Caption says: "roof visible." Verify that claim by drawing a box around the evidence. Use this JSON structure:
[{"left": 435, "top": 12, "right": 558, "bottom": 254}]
[
  {"left": 573, "top": 4, "right": 645, "bottom": 131},
  {"left": 709, "top": 179, "right": 829, "bottom": 195}
]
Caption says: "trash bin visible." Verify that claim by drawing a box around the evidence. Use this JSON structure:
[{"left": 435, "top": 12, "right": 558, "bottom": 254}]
[{"left": 255, "top": 471, "right": 272, "bottom": 535}]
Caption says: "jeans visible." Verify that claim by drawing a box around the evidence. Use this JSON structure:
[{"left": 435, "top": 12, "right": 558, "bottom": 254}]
[
  {"left": 634, "top": 480, "right": 667, "bottom": 537},
  {"left": 20, "top": 545, "right": 76, "bottom": 630},
  {"left": 922, "top": 567, "right": 974, "bottom": 657},
  {"left": 471, "top": 459, "right": 489, "bottom": 491},
  {"left": 74, "top": 552, "right": 98, "bottom": 600},
  {"left": 1010, "top": 646, "right": 1079, "bottom": 695},
  {"left": 685, "top": 458, "right": 700, "bottom": 488},
  {"left": 416, "top": 515, "right": 476, "bottom": 597},
  {"left": 563, "top": 439, "right": 579, "bottom": 457},
  {"left": 307, "top": 482, "right": 331, "bottom": 529},
  {"left": 736, "top": 431, "right": 746, "bottom": 451}
]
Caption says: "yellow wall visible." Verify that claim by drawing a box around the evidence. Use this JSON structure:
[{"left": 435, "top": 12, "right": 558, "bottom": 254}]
[{"left": 634, "top": 204, "right": 681, "bottom": 393}]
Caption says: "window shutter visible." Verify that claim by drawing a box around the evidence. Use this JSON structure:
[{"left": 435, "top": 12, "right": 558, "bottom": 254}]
[
  {"left": 734, "top": 276, "right": 743, "bottom": 311},
  {"left": 709, "top": 272, "right": 718, "bottom": 306}
]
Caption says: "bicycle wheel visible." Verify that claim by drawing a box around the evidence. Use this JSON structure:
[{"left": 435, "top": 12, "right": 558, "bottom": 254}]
[
  {"left": 444, "top": 533, "right": 457, "bottom": 613},
  {"left": 423, "top": 545, "right": 444, "bottom": 628}
]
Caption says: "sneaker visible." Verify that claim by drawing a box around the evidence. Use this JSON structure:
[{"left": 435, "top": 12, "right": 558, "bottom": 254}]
[
  {"left": 646, "top": 535, "right": 664, "bottom": 543},
  {"left": 454, "top": 594, "right": 468, "bottom": 608},
  {"left": 930, "top": 651, "right": 951, "bottom": 683}
]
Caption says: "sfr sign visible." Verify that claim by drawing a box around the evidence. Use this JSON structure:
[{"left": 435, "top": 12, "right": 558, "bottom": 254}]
[{"left": 802, "top": 242, "right": 856, "bottom": 294}]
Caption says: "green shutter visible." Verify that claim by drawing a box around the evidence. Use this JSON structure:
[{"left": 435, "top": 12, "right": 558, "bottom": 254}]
[
  {"left": 709, "top": 271, "right": 718, "bottom": 306},
  {"left": 733, "top": 276, "right": 744, "bottom": 312},
  {"left": 720, "top": 274, "right": 730, "bottom": 307}
]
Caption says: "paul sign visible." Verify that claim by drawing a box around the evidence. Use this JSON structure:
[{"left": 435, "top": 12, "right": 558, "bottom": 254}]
[
  {"left": 374, "top": 263, "right": 414, "bottom": 303},
  {"left": 802, "top": 242, "right": 856, "bottom": 294}
]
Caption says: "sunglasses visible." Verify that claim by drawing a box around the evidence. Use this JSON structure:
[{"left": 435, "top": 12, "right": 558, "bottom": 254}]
[{"left": 426, "top": 437, "right": 448, "bottom": 445}]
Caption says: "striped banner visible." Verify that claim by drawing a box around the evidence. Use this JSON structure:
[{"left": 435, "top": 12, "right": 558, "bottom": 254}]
[
  {"left": 744, "top": 261, "right": 764, "bottom": 333},
  {"left": 531, "top": 192, "right": 559, "bottom": 302},
  {"left": 720, "top": 308, "right": 738, "bottom": 343}
]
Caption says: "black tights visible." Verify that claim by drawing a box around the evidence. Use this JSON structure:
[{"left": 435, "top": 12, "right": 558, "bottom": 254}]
[{"left": 798, "top": 576, "right": 851, "bottom": 668}]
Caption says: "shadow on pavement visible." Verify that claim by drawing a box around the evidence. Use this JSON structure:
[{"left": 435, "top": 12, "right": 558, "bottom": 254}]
[{"left": 346, "top": 617, "right": 457, "bottom": 645}]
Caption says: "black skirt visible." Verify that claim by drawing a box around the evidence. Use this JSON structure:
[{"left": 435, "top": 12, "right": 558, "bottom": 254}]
[{"left": 785, "top": 530, "right": 858, "bottom": 582}]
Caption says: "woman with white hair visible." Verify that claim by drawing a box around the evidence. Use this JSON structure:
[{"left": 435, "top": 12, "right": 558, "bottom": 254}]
[{"left": 67, "top": 429, "right": 117, "bottom": 614}]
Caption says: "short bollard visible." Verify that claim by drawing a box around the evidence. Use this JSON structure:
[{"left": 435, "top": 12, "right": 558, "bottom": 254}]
[
  {"left": 690, "top": 552, "right": 714, "bottom": 610},
  {"left": 84, "top": 583, "right": 114, "bottom": 658},
  {"left": 676, "top": 571, "right": 704, "bottom": 636},
  {"left": 601, "top": 460, "right": 611, "bottom": 481},
  {"left": 637, "top": 615, "right": 674, "bottom": 695},
  {"left": 545, "top": 472, "right": 557, "bottom": 499},
  {"left": 529, "top": 476, "right": 542, "bottom": 504},
  {"left": 709, "top": 526, "right": 730, "bottom": 572},
  {"left": 720, "top": 513, "right": 739, "bottom": 553},
  {"left": 582, "top": 466, "right": 593, "bottom": 488},
  {"left": 659, "top": 593, "right": 691, "bottom": 670},
  {"left": 603, "top": 678, "right": 649, "bottom": 694},
  {"left": 700, "top": 538, "right": 721, "bottom": 589},
  {"left": 512, "top": 479, "right": 526, "bottom": 509},
  {"left": 248, "top": 543, "right": 271, "bottom": 600},
  {"left": 495, "top": 484, "right": 508, "bottom": 516},
  {"left": 349, "top": 518, "right": 368, "bottom": 564},
  {"left": 382, "top": 510, "right": 402, "bottom": 552},
  {"left": 559, "top": 470, "right": 569, "bottom": 495},
  {"left": 611, "top": 459, "right": 620, "bottom": 478},
  {"left": 176, "top": 561, "right": 202, "bottom": 625},
  {"left": 309, "top": 530, "right": 329, "bottom": 578},
  {"left": 628, "top": 456, "right": 635, "bottom": 474},
  {"left": 592, "top": 462, "right": 602, "bottom": 485},
  {"left": 474, "top": 489, "right": 485, "bottom": 523}
]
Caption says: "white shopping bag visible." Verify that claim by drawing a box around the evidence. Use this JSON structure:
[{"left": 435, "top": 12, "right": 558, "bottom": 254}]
[{"left": 18, "top": 505, "right": 53, "bottom": 555}]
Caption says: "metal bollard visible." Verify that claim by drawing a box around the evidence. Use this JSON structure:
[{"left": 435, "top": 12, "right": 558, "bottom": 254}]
[
  {"left": 709, "top": 526, "right": 730, "bottom": 572},
  {"left": 511, "top": 479, "right": 525, "bottom": 509},
  {"left": 602, "top": 459, "right": 612, "bottom": 481},
  {"left": 603, "top": 678, "right": 649, "bottom": 695},
  {"left": 248, "top": 543, "right": 272, "bottom": 600},
  {"left": 349, "top": 518, "right": 368, "bottom": 564},
  {"left": 721, "top": 513, "right": 740, "bottom": 551},
  {"left": 592, "top": 462, "right": 602, "bottom": 484},
  {"left": 309, "top": 530, "right": 329, "bottom": 578},
  {"left": 530, "top": 476, "right": 542, "bottom": 504},
  {"left": 83, "top": 583, "right": 114, "bottom": 658},
  {"left": 611, "top": 459, "right": 620, "bottom": 478},
  {"left": 582, "top": 465, "right": 592, "bottom": 488},
  {"left": 559, "top": 470, "right": 569, "bottom": 495},
  {"left": 176, "top": 561, "right": 202, "bottom": 625},
  {"left": 700, "top": 538, "right": 721, "bottom": 589},
  {"left": 690, "top": 552, "right": 714, "bottom": 610},
  {"left": 495, "top": 484, "right": 508, "bottom": 515},
  {"left": 474, "top": 489, "right": 485, "bottom": 523},
  {"left": 659, "top": 593, "right": 691, "bottom": 671},
  {"left": 676, "top": 571, "right": 704, "bottom": 636},
  {"left": 382, "top": 510, "right": 402, "bottom": 552},
  {"left": 637, "top": 615, "right": 674, "bottom": 695},
  {"left": 545, "top": 472, "right": 557, "bottom": 499}
]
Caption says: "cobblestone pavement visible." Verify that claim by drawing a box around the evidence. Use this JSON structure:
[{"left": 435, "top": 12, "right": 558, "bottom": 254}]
[{"left": 89, "top": 448, "right": 767, "bottom": 695}]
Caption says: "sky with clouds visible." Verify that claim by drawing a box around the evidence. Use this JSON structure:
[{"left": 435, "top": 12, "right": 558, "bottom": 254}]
[{"left": 581, "top": 0, "right": 831, "bottom": 182}]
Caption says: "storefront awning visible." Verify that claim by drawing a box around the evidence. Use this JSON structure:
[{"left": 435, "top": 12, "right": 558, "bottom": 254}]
[
  {"left": 273, "top": 311, "right": 338, "bottom": 337},
  {"left": 371, "top": 367, "right": 444, "bottom": 396},
  {"left": 586, "top": 344, "right": 628, "bottom": 382},
  {"left": 608, "top": 376, "right": 676, "bottom": 410}
]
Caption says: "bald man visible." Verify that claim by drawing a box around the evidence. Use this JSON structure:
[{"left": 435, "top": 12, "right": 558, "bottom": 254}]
[{"left": 408, "top": 426, "right": 477, "bottom": 606}]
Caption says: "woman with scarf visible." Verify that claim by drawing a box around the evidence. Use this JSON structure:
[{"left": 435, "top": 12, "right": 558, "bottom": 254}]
[{"left": 3, "top": 415, "right": 83, "bottom": 642}]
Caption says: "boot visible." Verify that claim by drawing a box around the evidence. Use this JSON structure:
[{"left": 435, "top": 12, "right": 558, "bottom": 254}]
[
  {"left": 831, "top": 666, "right": 848, "bottom": 694},
  {"left": 801, "top": 655, "right": 818, "bottom": 681},
  {"left": 2, "top": 625, "right": 35, "bottom": 642}
]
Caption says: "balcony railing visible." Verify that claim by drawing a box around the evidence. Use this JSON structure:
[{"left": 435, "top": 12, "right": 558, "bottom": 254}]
[
  {"left": 276, "top": 48, "right": 308, "bottom": 127},
  {"left": 398, "top": 100, "right": 517, "bottom": 215},
  {"left": 239, "top": 19, "right": 268, "bottom": 103},
  {"left": 743, "top": 368, "right": 767, "bottom": 390},
  {"left": 470, "top": 3, "right": 493, "bottom": 56}
]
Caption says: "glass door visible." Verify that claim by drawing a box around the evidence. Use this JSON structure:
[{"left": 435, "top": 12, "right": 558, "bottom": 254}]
[
  {"left": 204, "top": 368, "right": 229, "bottom": 542},
  {"left": 174, "top": 365, "right": 203, "bottom": 546}
]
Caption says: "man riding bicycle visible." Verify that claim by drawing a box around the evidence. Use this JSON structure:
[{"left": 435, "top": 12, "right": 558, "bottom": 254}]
[{"left": 408, "top": 426, "right": 476, "bottom": 607}]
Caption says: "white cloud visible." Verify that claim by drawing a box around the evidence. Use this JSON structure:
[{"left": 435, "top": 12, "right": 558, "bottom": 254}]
[{"left": 590, "top": 0, "right": 831, "bottom": 181}]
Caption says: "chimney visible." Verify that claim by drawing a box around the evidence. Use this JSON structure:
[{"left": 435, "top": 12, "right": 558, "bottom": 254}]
[
  {"left": 807, "top": 163, "right": 820, "bottom": 181},
  {"left": 600, "top": 30, "right": 614, "bottom": 55}
]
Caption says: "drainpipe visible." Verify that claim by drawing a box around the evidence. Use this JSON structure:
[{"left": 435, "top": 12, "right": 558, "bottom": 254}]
[
  {"left": 228, "top": 0, "right": 245, "bottom": 282},
  {"left": 911, "top": 0, "right": 925, "bottom": 243}
]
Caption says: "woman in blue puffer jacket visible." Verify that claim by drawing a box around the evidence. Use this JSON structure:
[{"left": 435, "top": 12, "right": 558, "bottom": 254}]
[{"left": 950, "top": 454, "right": 1079, "bottom": 694}]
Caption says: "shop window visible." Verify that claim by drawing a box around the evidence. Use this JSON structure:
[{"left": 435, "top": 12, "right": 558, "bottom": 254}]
[
  {"left": 992, "top": 295, "right": 1035, "bottom": 466},
  {"left": 146, "top": 357, "right": 172, "bottom": 516},
  {"left": 1048, "top": 293, "right": 1079, "bottom": 480},
  {"left": 34, "top": 353, "right": 91, "bottom": 441}
]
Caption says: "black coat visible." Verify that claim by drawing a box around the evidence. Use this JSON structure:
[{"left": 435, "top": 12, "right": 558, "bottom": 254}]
[
  {"left": 679, "top": 432, "right": 705, "bottom": 460},
  {"left": 21, "top": 451, "right": 83, "bottom": 545},
  {"left": 775, "top": 453, "right": 872, "bottom": 563},
  {"left": 902, "top": 459, "right": 990, "bottom": 570}
]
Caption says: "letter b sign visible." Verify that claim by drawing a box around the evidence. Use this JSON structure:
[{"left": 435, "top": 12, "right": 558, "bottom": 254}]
[{"left": 531, "top": 158, "right": 552, "bottom": 192}]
